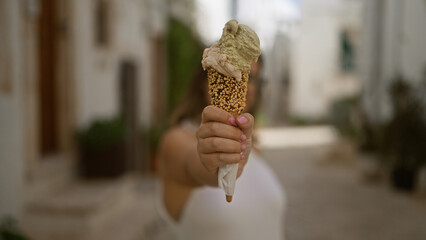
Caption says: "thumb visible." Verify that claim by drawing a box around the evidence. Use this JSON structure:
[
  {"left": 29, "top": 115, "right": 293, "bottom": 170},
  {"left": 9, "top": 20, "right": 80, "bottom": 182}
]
[{"left": 236, "top": 113, "right": 254, "bottom": 139}]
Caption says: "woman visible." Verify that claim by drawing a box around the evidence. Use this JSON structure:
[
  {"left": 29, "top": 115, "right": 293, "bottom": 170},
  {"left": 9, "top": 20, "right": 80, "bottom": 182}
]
[{"left": 156, "top": 58, "right": 286, "bottom": 240}]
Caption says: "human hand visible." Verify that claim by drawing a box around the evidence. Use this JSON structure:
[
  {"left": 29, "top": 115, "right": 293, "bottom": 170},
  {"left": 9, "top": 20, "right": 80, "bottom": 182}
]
[{"left": 196, "top": 105, "right": 254, "bottom": 179}]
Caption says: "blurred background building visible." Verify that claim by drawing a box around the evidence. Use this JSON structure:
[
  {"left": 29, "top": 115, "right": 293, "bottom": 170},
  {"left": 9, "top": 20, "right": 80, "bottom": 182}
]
[
  {"left": 1, "top": 0, "right": 426, "bottom": 239},
  {"left": 361, "top": 0, "right": 426, "bottom": 123},
  {"left": 1, "top": 0, "right": 170, "bottom": 238}
]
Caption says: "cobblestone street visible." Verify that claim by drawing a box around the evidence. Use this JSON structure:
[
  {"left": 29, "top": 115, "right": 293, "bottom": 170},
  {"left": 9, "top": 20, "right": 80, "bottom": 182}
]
[{"left": 263, "top": 147, "right": 426, "bottom": 240}]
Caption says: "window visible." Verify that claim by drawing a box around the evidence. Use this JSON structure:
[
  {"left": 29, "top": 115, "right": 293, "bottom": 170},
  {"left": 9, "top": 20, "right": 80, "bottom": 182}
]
[
  {"left": 95, "top": 0, "right": 109, "bottom": 46},
  {"left": 339, "top": 30, "right": 356, "bottom": 72}
]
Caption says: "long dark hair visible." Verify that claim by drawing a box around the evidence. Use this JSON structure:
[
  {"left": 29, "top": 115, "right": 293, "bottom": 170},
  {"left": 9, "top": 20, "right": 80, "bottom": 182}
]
[{"left": 170, "top": 65, "right": 209, "bottom": 126}]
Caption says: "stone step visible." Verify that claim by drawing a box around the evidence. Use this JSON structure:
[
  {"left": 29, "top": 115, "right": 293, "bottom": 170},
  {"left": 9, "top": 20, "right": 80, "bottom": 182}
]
[
  {"left": 96, "top": 192, "right": 156, "bottom": 240},
  {"left": 22, "top": 176, "right": 153, "bottom": 240}
]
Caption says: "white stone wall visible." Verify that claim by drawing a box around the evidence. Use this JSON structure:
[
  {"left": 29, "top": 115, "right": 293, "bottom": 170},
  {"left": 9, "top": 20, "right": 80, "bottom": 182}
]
[
  {"left": 289, "top": 0, "right": 363, "bottom": 119},
  {"left": 360, "top": 0, "right": 426, "bottom": 123},
  {"left": 291, "top": 9, "right": 340, "bottom": 118},
  {"left": 72, "top": 0, "right": 154, "bottom": 127},
  {"left": 170, "top": 0, "right": 196, "bottom": 31},
  {"left": 400, "top": 0, "right": 426, "bottom": 84},
  {"left": 264, "top": 33, "right": 292, "bottom": 124},
  {"left": 0, "top": 0, "right": 25, "bottom": 219},
  {"left": 0, "top": 0, "right": 167, "bottom": 219}
]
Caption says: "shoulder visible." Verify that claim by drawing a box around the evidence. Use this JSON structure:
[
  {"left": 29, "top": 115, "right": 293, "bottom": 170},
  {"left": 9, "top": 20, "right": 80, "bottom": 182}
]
[
  {"left": 158, "top": 126, "right": 197, "bottom": 170},
  {"left": 160, "top": 126, "right": 196, "bottom": 153},
  {"left": 157, "top": 126, "right": 200, "bottom": 187}
]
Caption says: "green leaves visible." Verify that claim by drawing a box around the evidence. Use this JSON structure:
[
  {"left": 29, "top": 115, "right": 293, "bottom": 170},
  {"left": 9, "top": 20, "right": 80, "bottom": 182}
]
[
  {"left": 166, "top": 17, "right": 204, "bottom": 113},
  {"left": 0, "top": 217, "right": 29, "bottom": 240},
  {"left": 76, "top": 116, "right": 125, "bottom": 150}
]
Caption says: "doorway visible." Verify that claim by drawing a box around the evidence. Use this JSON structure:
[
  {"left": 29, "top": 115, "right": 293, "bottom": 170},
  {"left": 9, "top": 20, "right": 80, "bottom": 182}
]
[
  {"left": 38, "top": 0, "right": 59, "bottom": 156},
  {"left": 119, "top": 60, "right": 141, "bottom": 172}
]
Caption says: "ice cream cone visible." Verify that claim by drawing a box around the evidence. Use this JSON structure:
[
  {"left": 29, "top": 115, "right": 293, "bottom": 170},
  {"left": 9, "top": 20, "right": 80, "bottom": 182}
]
[
  {"left": 207, "top": 68, "right": 249, "bottom": 116},
  {"left": 201, "top": 19, "right": 260, "bottom": 203},
  {"left": 207, "top": 68, "right": 250, "bottom": 203}
]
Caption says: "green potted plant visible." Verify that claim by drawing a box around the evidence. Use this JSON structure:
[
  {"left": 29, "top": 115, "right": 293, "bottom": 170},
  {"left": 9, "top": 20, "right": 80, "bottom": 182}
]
[
  {"left": 76, "top": 116, "right": 126, "bottom": 178},
  {"left": 329, "top": 95, "right": 362, "bottom": 141},
  {"left": 381, "top": 77, "right": 426, "bottom": 191},
  {"left": 0, "top": 217, "right": 29, "bottom": 240}
]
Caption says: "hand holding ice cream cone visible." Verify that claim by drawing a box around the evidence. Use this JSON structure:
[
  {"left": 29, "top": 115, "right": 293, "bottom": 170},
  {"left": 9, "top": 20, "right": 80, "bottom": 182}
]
[
  {"left": 196, "top": 106, "right": 254, "bottom": 202},
  {"left": 200, "top": 19, "right": 260, "bottom": 202}
]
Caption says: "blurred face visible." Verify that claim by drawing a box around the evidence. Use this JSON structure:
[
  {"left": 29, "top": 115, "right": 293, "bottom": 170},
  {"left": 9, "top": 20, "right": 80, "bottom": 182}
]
[{"left": 245, "top": 60, "right": 261, "bottom": 112}]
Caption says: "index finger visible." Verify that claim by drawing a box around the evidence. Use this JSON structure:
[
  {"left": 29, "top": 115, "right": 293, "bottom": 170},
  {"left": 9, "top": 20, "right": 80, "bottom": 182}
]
[
  {"left": 236, "top": 113, "right": 254, "bottom": 139},
  {"left": 201, "top": 105, "right": 237, "bottom": 126}
]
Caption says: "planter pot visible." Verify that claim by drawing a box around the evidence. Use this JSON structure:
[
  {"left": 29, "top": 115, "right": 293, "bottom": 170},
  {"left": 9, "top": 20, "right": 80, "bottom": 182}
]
[
  {"left": 418, "top": 167, "right": 426, "bottom": 194},
  {"left": 390, "top": 167, "right": 418, "bottom": 191},
  {"left": 78, "top": 141, "right": 126, "bottom": 178}
]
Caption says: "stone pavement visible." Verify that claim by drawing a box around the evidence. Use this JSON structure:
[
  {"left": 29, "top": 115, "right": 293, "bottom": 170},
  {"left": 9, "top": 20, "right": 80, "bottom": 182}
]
[{"left": 263, "top": 147, "right": 426, "bottom": 240}]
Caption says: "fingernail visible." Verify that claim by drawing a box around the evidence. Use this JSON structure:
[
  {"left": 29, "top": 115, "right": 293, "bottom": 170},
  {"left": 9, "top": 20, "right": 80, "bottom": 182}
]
[
  {"left": 241, "top": 134, "right": 247, "bottom": 142},
  {"left": 237, "top": 116, "right": 248, "bottom": 124},
  {"left": 229, "top": 117, "right": 236, "bottom": 125},
  {"left": 240, "top": 154, "right": 245, "bottom": 160},
  {"left": 241, "top": 144, "right": 246, "bottom": 151}
]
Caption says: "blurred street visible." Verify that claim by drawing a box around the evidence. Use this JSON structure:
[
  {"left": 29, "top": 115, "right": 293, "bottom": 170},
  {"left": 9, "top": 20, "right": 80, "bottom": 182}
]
[{"left": 264, "top": 147, "right": 426, "bottom": 240}]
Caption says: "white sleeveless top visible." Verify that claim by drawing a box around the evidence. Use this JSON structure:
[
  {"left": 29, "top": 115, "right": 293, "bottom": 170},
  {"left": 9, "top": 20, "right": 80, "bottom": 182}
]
[{"left": 156, "top": 151, "right": 286, "bottom": 240}]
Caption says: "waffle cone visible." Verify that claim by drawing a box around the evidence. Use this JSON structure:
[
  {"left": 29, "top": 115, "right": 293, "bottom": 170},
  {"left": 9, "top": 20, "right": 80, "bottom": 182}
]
[{"left": 207, "top": 68, "right": 249, "bottom": 115}]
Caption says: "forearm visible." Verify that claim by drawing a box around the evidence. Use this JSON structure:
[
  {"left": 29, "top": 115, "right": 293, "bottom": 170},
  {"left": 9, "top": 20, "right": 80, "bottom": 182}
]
[
  {"left": 158, "top": 128, "right": 217, "bottom": 188},
  {"left": 184, "top": 147, "right": 218, "bottom": 187}
]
